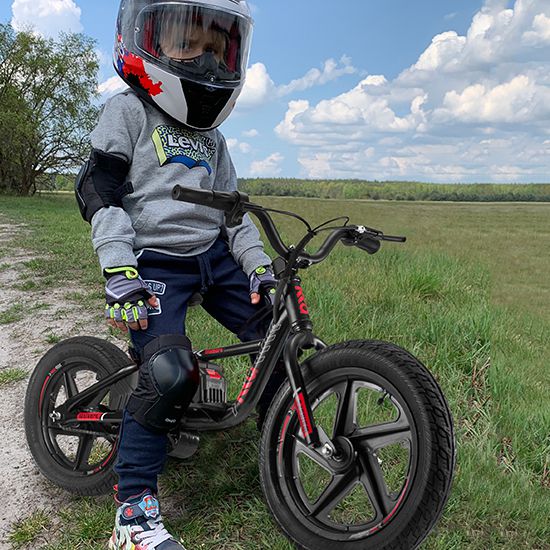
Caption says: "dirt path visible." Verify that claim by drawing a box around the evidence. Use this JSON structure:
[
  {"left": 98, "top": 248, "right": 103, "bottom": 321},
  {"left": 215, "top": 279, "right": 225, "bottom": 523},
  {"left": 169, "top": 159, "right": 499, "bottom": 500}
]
[{"left": 0, "top": 220, "right": 114, "bottom": 549}]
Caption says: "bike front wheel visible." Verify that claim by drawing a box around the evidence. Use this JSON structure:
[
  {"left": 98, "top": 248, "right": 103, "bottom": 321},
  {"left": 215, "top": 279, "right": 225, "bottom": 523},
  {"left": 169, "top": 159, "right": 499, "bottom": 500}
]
[{"left": 259, "top": 340, "right": 455, "bottom": 550}]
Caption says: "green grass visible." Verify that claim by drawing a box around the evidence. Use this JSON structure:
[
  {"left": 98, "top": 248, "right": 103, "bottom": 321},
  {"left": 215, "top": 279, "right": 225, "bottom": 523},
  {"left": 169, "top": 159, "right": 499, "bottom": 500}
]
[
  {"left": 1, "top": 194, "right": 549, "bottom": 549},
  {"left": 45, "top": 333, "right": 62, "bottom": 344},
  {"left": 9, "top": 510, "right": 50, "bottom": 548},
  {"left": 0, "top": 303, "right": 26, "bottom": 325},
  {"left": 0, "top": 368, "right": 27, "bottom": 387}
]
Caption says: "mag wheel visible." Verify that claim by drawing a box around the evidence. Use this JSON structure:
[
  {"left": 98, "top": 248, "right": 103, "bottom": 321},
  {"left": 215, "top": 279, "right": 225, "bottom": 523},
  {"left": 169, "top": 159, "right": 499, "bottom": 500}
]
[
  {"left": 260, "top": 340, "right": 455, "bottom": 550},
  {"left": 24, "top": 336, "right": 135, "bottom": 496}
]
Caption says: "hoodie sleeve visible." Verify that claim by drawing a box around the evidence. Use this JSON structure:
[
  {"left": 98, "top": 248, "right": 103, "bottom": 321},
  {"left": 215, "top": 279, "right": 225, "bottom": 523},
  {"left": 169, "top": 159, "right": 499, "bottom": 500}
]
[
  {"left": 89, "top": 92, "right": 145, "bottom": 271},
  {"left": 215, "top": 133, "right": 272, "bottom": 276}
]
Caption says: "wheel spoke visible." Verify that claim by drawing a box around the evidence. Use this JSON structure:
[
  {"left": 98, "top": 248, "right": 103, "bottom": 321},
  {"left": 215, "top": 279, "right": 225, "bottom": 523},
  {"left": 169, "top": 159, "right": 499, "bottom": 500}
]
[
  {"left": 73, "top": 435, "right": 95, "bottom": 471},
  {"left": 356, "top": 449, "right": 394, "bottom": 520},
  {"left": 48, "top": 425, "right": 82, "bottom": 436},
  {"left": 350, "top": 415, "right": 411, "bottom": 450},
  {"left": 333, "top": 380, "right": 356, "bottom": 437},
  {"left": 63, "top": 372, "right": 78, "bottom": 399},
  {"left": 309, "top": 467, "right": 359, "bottom": 519}
]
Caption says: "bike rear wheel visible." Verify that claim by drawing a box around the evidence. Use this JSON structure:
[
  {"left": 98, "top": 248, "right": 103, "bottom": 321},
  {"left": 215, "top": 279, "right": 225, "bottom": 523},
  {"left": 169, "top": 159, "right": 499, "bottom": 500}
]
[
  {"left": 259, "top": 340, "right": 455, "bottom": 550},
  {"left": 24, "top": 336, "right": 135, "bottom": 496}
]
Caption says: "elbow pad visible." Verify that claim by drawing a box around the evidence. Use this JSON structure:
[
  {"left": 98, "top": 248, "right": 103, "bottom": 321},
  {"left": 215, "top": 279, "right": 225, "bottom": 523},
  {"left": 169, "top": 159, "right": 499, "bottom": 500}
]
[{"left": 75, "top": 149, "right": 134, "bottom": 223}]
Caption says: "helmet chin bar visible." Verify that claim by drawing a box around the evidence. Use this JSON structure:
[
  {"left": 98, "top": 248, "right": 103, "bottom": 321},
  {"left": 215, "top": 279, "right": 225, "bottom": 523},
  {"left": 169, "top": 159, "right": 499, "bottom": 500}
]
[{"left": 181, "top": 79, "right": 235, "bottom": 130}]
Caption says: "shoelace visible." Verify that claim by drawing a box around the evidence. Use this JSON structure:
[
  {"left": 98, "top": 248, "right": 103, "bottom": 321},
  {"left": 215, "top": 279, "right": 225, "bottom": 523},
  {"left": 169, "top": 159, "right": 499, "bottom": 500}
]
[{"left": 134, "top": 515, "right": 174, "bottom": 548}]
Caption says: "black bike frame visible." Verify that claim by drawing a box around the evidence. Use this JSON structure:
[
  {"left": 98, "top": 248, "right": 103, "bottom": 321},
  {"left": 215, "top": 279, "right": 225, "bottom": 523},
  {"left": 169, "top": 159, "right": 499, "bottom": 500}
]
[{"left": 56, "top": 274, "right": 327, "bottom": 448}]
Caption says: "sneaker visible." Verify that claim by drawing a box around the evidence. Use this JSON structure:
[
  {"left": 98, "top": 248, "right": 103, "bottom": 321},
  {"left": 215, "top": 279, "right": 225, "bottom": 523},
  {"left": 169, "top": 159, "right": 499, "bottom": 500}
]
[{"left": 109, "top": 491, "right": 186, "bottom": 550}]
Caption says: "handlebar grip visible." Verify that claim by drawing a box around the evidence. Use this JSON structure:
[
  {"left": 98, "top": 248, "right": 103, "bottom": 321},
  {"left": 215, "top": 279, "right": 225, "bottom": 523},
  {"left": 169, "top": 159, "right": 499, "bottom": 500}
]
[
  {"left": 356, "top": 237, "right": 381, "bottom": 254},
  {"left": 172, "top": 185, "right": 249, "bottom": 212},
  {"left": 383, "top": 235, "right": 407, "bottom": 243}
]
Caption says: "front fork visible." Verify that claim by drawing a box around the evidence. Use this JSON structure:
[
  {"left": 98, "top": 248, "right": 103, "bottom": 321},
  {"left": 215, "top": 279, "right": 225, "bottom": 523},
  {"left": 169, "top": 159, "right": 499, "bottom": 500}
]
[{"left": 283, "top": 277, "right": 334, "bottom": 455}]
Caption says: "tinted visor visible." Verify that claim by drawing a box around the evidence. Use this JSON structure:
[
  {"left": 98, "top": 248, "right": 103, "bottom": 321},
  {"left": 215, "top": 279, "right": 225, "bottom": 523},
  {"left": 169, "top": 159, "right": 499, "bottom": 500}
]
[{"left": 135, "top": 3, "right": 252, "bottom": 84}]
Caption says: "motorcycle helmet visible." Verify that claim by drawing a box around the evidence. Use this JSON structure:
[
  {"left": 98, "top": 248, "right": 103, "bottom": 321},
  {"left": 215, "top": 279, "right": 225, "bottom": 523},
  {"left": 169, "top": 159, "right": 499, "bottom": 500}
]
[{"left": 114, "top": 0, "right": 253, "bottom": 130}]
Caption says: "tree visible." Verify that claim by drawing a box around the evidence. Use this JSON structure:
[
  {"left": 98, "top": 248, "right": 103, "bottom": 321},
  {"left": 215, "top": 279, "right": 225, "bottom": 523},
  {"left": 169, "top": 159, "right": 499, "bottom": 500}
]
[{"left": 0, "top": 24, "right": 99, "bottom": 195}]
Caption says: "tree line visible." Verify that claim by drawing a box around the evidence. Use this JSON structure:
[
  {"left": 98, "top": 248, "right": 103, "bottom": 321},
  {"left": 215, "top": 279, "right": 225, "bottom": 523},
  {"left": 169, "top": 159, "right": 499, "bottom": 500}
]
[{"left": 238, "top": 179, "right": 550, "bottom": 202}]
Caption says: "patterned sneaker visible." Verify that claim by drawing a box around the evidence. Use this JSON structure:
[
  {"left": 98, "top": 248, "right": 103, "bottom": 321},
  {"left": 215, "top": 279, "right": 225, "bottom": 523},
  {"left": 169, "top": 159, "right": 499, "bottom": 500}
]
[{"left": 109, "top": 491, "right": 186, "bottom": 550}]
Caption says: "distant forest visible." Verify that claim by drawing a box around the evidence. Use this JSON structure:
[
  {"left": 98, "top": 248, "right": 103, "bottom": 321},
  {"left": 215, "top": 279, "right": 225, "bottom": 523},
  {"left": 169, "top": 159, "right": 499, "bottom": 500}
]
[
  {"left": 49, "top": 174, "right": 550, "bottom": 202},
  {"left": 238, "top": 179, "right": 550, "bottom": 202}
]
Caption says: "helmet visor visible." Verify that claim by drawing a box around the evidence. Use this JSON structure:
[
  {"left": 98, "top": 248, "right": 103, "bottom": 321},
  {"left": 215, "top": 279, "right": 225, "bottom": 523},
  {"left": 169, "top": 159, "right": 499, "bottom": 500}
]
[{"left": 135, "top": 2, "right": 252, "bottom": 85}]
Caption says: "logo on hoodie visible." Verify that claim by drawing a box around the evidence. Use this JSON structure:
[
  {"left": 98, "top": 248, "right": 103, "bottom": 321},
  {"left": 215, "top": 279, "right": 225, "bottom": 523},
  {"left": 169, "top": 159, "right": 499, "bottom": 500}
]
[{"left": 152, "top": 125, "right": 216, "bottom": 174}]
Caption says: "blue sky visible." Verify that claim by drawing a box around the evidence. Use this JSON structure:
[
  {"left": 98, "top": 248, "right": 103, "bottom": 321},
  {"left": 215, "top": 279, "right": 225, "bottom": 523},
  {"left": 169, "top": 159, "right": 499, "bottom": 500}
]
[{"left": 4, "top": 0, "right": 550, "bottom": 182}]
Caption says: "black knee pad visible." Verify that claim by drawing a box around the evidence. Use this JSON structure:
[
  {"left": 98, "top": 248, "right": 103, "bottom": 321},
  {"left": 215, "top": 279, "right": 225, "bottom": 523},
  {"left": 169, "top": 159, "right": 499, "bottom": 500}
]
[{"left": 127, "top": 335, "right": 199, "bottom": 434}]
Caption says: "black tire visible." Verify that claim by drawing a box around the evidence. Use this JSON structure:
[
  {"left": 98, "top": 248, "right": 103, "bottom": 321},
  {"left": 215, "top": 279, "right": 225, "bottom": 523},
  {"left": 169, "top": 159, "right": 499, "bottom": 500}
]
[
  {"left": 24, "top": 336, "right": 135, "bottom": 496},
  {"left": 259, "top": 340, "right": 455, "bottom": 550}
]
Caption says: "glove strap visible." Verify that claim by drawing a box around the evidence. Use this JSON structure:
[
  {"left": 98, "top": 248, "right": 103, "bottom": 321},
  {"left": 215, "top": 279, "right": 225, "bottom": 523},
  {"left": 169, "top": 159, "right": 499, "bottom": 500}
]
[{"left": 104, "top": 266, "right": 139, "bottom": 280}]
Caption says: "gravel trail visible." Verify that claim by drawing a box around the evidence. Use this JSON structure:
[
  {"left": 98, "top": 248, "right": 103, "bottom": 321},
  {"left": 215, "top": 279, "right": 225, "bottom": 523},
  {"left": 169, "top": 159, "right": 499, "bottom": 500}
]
[{"left": 0, "top": 219, "right": 113, "bottom": 549}]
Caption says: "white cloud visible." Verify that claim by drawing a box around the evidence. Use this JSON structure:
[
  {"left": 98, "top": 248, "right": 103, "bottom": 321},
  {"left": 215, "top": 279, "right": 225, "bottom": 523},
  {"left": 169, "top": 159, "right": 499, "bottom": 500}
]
[
  {"left": 523, "top": 13, "right": 550, "bottom": 44},
  {"left": 238, "top": 62, "right": 276, "bottom": 109},
  {"left": 97, "top": 75, "right": 128, "bottom": 97},
  {"left": 275, "top": 0, "right": 550, "bottom": 182},
  {"left": 227, "top": 138, "right": 252, "bottom": 155},
  {"left": 250, "top": 153, "right": 284, "bottom": 176},
  {"left": 413, "top": 31, "right": 467, "bottom": 72},
  {"left": 242, "top": 128, "right": 259, "bottom": 138},
  {"left": 436, "top": 75, "right": 550, "bottom": 123},
  {"left": 237, "top": 57, "right": 357, "bottom": 110},
  {"left": 11, "top": 0, "right": 82, "bottom": 37},
  {"left": 363, "top": 75, "right": 387, "bottom": 87},
  {"left": 275, "top": 100, "right": 310, "bottom": 144},
  {"left": 277, "top": 56, "right": 357, "bottom": 96}
]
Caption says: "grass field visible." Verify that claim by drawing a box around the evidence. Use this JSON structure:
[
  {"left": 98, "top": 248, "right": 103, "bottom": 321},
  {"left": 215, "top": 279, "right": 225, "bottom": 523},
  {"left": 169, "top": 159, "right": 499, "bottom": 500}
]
[{"left": 1, "top": 194, "right": 549, "bottom": 549}]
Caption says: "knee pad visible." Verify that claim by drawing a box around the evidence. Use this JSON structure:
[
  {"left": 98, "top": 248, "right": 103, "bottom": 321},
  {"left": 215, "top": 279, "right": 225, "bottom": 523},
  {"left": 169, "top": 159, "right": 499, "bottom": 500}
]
[{"left": 127, "top": 335, "right": 199, "bottom": 433}]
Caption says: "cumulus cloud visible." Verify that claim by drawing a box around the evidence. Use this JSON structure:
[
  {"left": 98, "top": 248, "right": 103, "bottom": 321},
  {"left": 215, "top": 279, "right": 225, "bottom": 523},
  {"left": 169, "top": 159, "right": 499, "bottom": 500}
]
[
  {"left": 250, "top": 153, "right": 284, "bottom": 176},
  {"left": 226, "top": 138, "right": 252, "bottom": 155},
  {"left": 238, "top": 62, "right": 277, "bottom": 109},
  {"left": 275, "top": 0, "right": 550, "bottom": 182},
  {"left": 237, "top": 56, "right": 357, "bottom": 109},
  {"left": 277, "top": 56, "right": 357, "bottom": 96},
  {"left": 11, "top": 0, "right": 82, "bottom": 37},
  {"left": 435, "top": 75, "right": 550, "bottom": 124},
  {"left": 242, "top": 129, "right": 259, "bottom": 138},
  {"left": 523, "top": 12, "right": 550, "bottom": 44}
]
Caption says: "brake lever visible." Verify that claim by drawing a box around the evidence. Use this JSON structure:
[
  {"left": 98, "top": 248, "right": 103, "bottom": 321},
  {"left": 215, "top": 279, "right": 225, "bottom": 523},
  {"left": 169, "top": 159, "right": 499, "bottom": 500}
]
[{"left": 341, "top": 227, "right": 381, "bottom": 255}]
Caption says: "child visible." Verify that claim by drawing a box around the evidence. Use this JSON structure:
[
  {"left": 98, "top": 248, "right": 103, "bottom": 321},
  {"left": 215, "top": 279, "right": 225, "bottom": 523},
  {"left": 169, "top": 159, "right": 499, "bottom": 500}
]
[{"left": 75, "top": 1, "right": 281, "bottom": 548}]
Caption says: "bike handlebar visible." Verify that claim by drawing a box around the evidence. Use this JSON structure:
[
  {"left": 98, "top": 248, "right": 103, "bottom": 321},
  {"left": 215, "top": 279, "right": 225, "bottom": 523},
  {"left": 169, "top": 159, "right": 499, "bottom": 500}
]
[
  {"left": 172, "top": 185, "right": 404, "bottom": 264},
  {"left": 172, "top": 185, "right": 246, "bottom": 211}
]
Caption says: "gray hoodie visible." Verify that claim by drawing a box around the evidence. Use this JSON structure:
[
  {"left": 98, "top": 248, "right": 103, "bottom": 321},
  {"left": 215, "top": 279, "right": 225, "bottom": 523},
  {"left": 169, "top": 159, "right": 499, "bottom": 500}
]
[{"left": 90, "top": 89, "right": 271, "bottom": 275}]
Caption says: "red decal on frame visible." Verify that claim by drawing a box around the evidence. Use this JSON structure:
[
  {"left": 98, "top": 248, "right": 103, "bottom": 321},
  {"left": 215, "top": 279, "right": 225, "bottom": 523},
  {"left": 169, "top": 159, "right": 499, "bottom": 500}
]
[{"left": 295, "top": 286, "right": 309, "bottom": 315}]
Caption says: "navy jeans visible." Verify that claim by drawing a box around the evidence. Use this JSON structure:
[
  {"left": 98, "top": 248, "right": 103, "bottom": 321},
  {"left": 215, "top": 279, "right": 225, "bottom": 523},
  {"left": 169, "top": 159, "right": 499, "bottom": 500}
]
[{"left": 115, "top": 237, "right": 268, "bottom": 501}]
